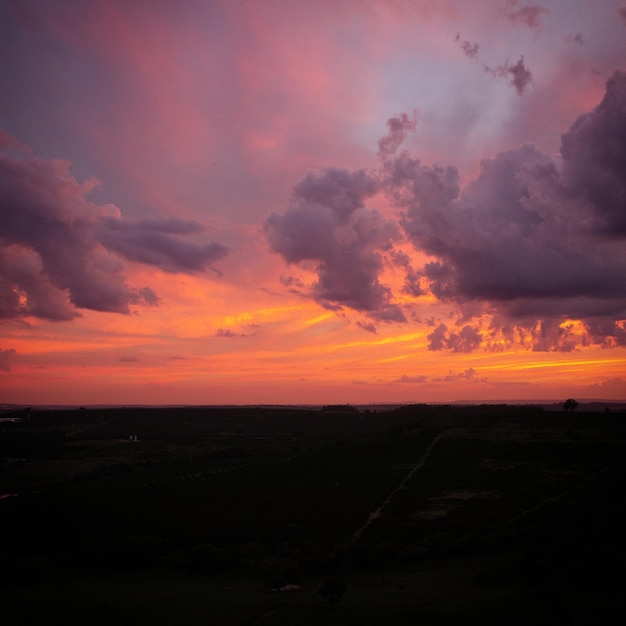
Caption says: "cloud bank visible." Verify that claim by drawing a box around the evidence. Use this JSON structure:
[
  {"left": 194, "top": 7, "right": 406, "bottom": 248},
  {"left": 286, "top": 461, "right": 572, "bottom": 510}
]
[
  {"left": 0, "top": 145, "right": 228, "bottom": 320},
  {"left": 268, "top": 70, "right": 626, "bottom": 351}
]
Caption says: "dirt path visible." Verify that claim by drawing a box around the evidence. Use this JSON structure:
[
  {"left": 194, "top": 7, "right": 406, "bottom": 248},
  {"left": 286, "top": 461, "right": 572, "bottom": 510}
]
[{"left": 352, "top": 430, "right": 445, "bottom": 540}]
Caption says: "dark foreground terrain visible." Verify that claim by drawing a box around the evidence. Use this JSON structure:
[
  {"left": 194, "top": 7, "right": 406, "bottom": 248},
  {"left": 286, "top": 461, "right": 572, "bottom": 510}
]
[{"left": 2, "top": 404, "right": 625, "bottom": 625}]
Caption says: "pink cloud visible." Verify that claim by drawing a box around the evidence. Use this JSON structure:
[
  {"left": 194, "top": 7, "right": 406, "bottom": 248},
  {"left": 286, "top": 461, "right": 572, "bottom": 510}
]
[{"left": 0, "top": 130, "right": 30, "bottom": 153}]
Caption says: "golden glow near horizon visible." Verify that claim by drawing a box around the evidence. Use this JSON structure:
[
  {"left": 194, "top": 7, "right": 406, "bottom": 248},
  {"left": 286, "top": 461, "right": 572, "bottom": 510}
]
[{"left": 5, "top": 296, "right": 624, "bottom": 405}]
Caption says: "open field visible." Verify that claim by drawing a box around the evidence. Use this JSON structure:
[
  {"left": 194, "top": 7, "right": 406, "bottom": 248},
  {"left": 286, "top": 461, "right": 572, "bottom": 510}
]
[{"left": 2, "top": 404, "right": 626, "bottom": 624}]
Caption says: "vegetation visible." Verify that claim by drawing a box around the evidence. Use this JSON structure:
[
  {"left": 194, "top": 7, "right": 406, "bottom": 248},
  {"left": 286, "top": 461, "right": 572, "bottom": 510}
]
[{"left": 1, "top": 404, "right": 625, "bottom": 624}]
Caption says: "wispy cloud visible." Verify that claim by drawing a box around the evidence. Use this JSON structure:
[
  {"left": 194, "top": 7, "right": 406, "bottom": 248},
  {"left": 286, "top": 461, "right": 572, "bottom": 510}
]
[
  {"left": 484, "top": 56, "right": 534, "bottom": 95},
  {"left": 454, "top": 33, "right": 479, "bottom": 60},
  {"left": 500, "top": 2, "right": 550, "bottom": 30}
]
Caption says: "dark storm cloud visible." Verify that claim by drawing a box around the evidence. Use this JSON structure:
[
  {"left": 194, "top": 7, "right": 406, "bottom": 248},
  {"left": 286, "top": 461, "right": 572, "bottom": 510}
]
[
  {"left": 0, "top": 348, "right": 16, "bottom": 372},
  {"left": 397, "top": 139, "right": 626, "bottom": 307},
  {"left": 560, "top": 70, "right": 626, "bottom": 236},
  {"left": 485, "top": 56, "right": 534, "bottom": 95},
  {"left": 265, "top": 167, "right": 406, "bottom": 322},
  {"left": 0, "top": 150, "right": 228, "bottom": 320},
  {"left": 500, "top": 2, "right": 550, "bottom": 30},
  {"left": 584, "top": 319, "right": 626, "bottom": 348},
  {"left": 384, "top": 70, "right": 626, "bottom": 351}
]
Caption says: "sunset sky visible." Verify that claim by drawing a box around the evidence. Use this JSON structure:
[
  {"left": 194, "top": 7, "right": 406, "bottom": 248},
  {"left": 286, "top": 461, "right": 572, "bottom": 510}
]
[{"left": 1, "top": 0, "right": 626, "bottom": 406}]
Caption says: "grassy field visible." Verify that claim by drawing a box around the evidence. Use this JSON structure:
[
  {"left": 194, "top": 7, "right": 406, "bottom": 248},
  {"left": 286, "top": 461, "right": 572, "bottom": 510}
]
[{"left": 1, "top": 404, "right": 625, "bottom": 624}]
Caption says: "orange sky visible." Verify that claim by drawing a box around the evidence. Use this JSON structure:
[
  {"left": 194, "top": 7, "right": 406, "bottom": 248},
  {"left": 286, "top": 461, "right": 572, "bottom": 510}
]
[
  {"left": 4, "top": 269, "right": 625, "bottom": 405},
  {"left": 1, "top": 1, "right": 625, "bottom": 405}
]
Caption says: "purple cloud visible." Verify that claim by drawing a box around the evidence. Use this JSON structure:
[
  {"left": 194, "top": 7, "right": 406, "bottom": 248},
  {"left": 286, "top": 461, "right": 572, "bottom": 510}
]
[
  {"left": 427, "top": 324, "right": 482, "bottom": 352},
  {"left": 584, "top": 319, "right": 626, "bottom": 349},
  {"left": 268, "top": 71, "right": 626, "bottom": 352},
  {"left": 398, "top": 143, "right": 605, "bottom": 305},
  {"left": 485, "top": 56, "right": 534, "bottom": 95},
  {"left": 501, "top": 2, "right": 550, "bottom": 30},
  {"left": 292, "top": 167, "right": 379, "bottom": 222},
  {"left": 265, "top": 167, "right": 405, "bottom": 322},
  {"left": 391, "top": 250, "right": 425, "bottom": 297},
  {"left": 97, "top": 216, "right": 229, "bottom": 273},
  {"left": 356, "top": 320, "right": 377, "bottom": 333},
  {"left": 0, "top": 149, "right": 228, "bottom": 320},
  {"left": 531, "top": 319, "right": 580, "bottom": 353},
  {"left": 378, "top": 112, "right": 418, "bottom": 161},
  {"left": 384, "top": 71, "right": 626, "bottom": 351},
  {"left": 560, "top": 70, "right": 626, "bottom": 236}
]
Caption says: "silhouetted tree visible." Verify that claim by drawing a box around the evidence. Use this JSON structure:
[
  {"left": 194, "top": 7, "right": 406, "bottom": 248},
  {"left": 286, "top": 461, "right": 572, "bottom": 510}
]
[{"left": 563, "top": 399, "right": 578, "bottom": 412}]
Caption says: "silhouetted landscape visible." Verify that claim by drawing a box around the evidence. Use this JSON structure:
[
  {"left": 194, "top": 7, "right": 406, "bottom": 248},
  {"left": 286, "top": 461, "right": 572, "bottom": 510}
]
[{"left": 2, "top": 403, "right": 626, "bottom": 624}]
